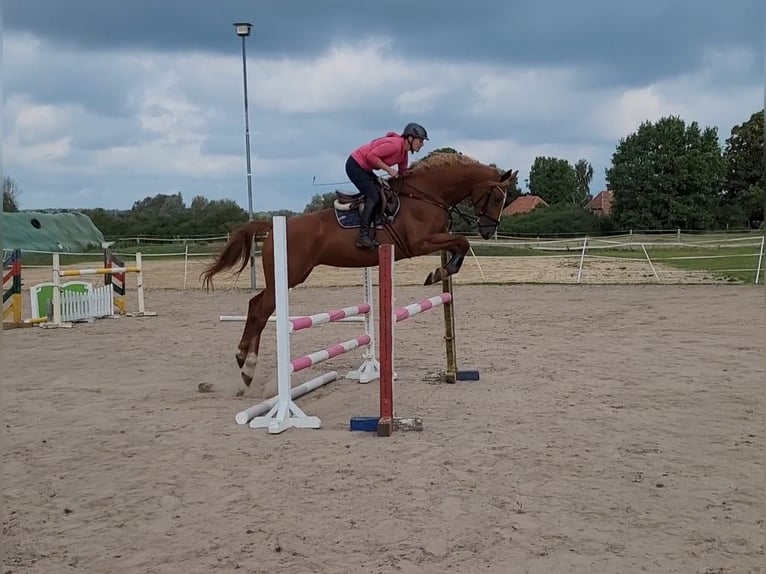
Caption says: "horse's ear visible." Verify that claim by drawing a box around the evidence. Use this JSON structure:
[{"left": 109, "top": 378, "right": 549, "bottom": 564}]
[{"left": 500, "top": 169, "right": 518, "bottom": 182}]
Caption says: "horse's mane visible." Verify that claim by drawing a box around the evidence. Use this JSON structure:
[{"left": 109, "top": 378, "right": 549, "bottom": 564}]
[{"left": 407, "top": 151, "right": 483, "bottom": 174}]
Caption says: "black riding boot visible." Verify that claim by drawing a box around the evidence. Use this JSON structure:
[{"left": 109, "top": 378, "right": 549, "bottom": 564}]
[{"left": 356, "top": 199, "right": 380, "bottom": 249}]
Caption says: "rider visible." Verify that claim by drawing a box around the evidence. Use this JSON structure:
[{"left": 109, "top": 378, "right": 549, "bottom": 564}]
[{"left": 345, "top": 122, "right": 429, "bottom": 249}]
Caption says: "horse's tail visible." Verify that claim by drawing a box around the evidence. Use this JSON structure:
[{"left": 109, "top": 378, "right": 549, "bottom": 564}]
[{"left": 199, "top": 220, "right": 273, "bottom": 290}]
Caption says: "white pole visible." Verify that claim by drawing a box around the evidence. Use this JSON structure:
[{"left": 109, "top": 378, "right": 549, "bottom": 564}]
[
  {"left": 364, "top": 266, "right": 377, "bottom": 368},
  {"left": 235, "top": 371, "right": 337, "bottom": 425},
  {"left": 41, "top": 253, "right": 73, "bottom": 328},
  {"left": 127, "top": 252, "right": 157, "bottom": 317},
  {"left": 755, "top": 235, "right": 764, "bottom": 285},
  {"left": 345, "top": 266, "right": 381, "bottom": 383},
  {"left": 641, "top": 243, "right": 659, "bottom": 281},
  {"left": 248, "top": 215, "right": 322, "bottom": 433},
  {"left": 183, "top": 244, "right": 189, "bottom": 290},
  {"left": 576, "top": 237, "right": 588, "bottom": 284},
  {"left": 136, "top": 252, "right": 145, "bottom": 313},
  {"left": 52, "top": 253, "right": 62, "bottom": 325}
]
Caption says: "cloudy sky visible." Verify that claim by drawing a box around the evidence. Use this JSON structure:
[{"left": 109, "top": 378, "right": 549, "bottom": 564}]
[{"left": 3, "top": 0, "right": 763, "bottom": 214}]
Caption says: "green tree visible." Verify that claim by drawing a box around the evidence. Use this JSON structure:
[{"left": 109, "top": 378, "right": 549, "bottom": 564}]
[
  {"left": 722, "top": 109, "right": 763, "bottom": 228},
  {"left": 574, "top": 159, "right": 594, "bottom": 206},
  {"left": 131, "top": 192, "right": 186, "bottom": 218},
  {"left": 605, "top": 115, "right": 726, "bottom": 230},
  {"left": 181, "top": 198, "right": 247, "bottom": 235},
  {"left": 83, "top": 192, "right": 250, "bottom": 239},
  {"left": 409, "top": 146, "right": 458, "bottom": 171},
  {"left": 3, "top": 176, "right": 21, "bottom": 212},
  {"left": 303, "top": 192, "right": 337, "bottom": 213},
  {"left": 528, "top": 156, "right": 578, "bottom": 205}
]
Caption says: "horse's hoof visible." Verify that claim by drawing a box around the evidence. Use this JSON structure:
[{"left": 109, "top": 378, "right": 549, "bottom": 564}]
[
  {"left": 235, "top": 353, "right": 245, "bottom": 368},
  {"left": 424, "top": 269, "right": 444, "bottom": 285},
  {"left": 240, "top": 373, "right": 253, "bottom": 386}
]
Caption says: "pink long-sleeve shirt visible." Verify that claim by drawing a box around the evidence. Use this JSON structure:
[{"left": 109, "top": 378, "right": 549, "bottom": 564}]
[{"left": 351, "top": 132, "right": 408, "bottom": 174}]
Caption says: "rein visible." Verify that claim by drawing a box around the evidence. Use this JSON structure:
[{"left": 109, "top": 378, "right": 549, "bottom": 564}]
[
  {"left": 394, "top": 178, "right": 504, "bottom": 228},
  {"left": 379, "top": 177, "right": 503, "bottom": 259}
]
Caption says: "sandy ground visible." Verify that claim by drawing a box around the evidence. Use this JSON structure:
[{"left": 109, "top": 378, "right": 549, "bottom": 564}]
[{"left": 2, "top": 269, "right": 763, "bottom": 573}]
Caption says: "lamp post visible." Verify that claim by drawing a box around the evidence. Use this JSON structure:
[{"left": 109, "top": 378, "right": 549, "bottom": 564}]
[{"left": 234, "top": 21, "right": 257, "bottom": 290}]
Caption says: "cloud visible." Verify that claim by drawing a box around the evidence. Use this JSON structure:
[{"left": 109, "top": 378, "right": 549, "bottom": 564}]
[
  {"left": 395, "top": 86, "right": 447, "bottom": 114},
  {"left": 590, "top": 46, "right": 763, "bottom": 142},
  {"left": 6, "top": 0, "right": 762, "bottom": 86},
  {"left": 2, "top": 5, "right": 763, "bottom": 214}
]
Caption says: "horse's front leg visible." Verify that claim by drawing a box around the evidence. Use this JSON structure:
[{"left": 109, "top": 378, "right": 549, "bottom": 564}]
[{"left": 418, "top": 233, "right": 471, "bottom": 285}]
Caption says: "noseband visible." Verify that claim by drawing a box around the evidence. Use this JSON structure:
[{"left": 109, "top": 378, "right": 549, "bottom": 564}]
[{"left": 473, "top": 184, "right": 506, "bottom": 228}]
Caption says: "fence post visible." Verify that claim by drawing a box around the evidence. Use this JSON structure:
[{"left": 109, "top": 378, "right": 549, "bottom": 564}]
[
  {"left": 576, "top": 237, "right": 588, "bottom": 284},
  {"left": 440, "top": 251, "right": 457, "bottom": 383},
  {"left": 378, "top": 243, "right": 395, "bottom": 437},
  {"left": 183, "top": 244, "right": 189, "bottom": 290}
]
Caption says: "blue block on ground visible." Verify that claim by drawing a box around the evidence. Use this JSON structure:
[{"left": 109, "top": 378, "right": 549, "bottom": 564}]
[
  {"left": 349, "top": 416, "right": 379, "bottom": 432},
  {"left": 456, "top": 369, "right": 480, "bottom": 381}
]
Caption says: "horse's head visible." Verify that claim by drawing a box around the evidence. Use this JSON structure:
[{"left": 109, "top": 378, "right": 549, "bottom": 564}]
[
  {"left": 469, "top": 168, "right": 518, "bottom": 239},
  {"left": 397, "top": 153, "right": 519, "bottom": 238}
]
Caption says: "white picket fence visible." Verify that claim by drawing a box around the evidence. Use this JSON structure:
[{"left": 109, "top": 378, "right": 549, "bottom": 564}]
[{"left": 60, "top": 284, "right": 115, "bottom": 323}]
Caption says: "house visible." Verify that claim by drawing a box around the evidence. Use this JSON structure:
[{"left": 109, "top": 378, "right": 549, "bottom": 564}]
[
  {"left": 501, "top": 195, "right": 548, "bottom": 216},
  {"left": 588, "top": 190, "right": 614, "bottom": 216}
]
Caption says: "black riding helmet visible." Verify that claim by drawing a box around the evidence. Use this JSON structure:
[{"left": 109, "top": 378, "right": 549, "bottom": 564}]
[{"left": 402, "top": 122, "right": 429, "bottom": 140}]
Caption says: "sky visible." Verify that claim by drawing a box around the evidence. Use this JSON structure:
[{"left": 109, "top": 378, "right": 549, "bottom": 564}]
[{"left": 3, "top": 0, "right": 764, "bottom": 214}]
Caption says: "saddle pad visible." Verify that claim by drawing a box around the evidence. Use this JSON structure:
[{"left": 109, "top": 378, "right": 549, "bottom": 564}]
[{"left": 333, "top": 199, "right": 401, "bottom": 230}]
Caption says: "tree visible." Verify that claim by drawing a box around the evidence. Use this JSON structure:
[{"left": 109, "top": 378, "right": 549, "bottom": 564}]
[
  {"left": 574, "top": 159, "right": 594, "bottom": 206},
  {"left": 527, "top": 156, "right": 578, "bottom": 205},
  {"left": 605, "top": 115, "right": 726, "bottom": 230},
  {"left": 408, "top": 146, "right": 459, "bottom": 171},
  {"left": 131, "top": 192, "right": 186, "bottom": 218},
  {"left": 303, "top": 192, "right": 337, "bottom": 213},
  {"left": 3, "top": 176, "right": 21, "bottom": 212},
  {"left": 722, "top": 109, "right": 763, "bottom": 227}
]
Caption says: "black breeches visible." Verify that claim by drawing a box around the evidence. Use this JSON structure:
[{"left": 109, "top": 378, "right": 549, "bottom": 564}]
[{"left": 345, "top": 156, "right": 380, "bottom": 207}]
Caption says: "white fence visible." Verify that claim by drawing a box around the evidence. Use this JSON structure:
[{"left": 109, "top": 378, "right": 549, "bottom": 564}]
[
  {"left": 469, "top": 234, "right": 766, "bottom": 285},
  {"left": 59, "top": 284, "right": 115, "bottom": 323}
]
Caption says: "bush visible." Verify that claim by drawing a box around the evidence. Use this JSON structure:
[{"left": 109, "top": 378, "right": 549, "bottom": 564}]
[{"left": 498, "top": 204, "right": 615, "bottom": 237}]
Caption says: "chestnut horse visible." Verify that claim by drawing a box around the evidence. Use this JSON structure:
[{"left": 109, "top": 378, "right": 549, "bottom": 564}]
[{"left": 201, "top": 152, "right": 518, "bottom": 386}]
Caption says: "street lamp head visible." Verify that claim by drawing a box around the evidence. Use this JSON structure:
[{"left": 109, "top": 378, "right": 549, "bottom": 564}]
[{"left": 233, "top": 22, "right": 253, "bottom": 37}]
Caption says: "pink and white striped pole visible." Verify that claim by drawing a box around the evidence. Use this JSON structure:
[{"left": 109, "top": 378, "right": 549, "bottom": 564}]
[
  {"left": 289, "top": 303, "right": 371, "bottom": 332},
  {"left": 290, "top": 334, "right": 371, "bottom": 373},
  {"left": 393, "top": 293, "right": 452, "bottom": 323}
]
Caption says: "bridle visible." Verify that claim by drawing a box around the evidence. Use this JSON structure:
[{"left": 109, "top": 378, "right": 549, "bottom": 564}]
[
  {"left": 394, "top": 179, "right": 506, "bottom": 227},
  {"left": 380, "top": 178, "right": 507, "bottom": 258},
  {"left": 471, "top": 183, "right": 507, "bottom": 229}
]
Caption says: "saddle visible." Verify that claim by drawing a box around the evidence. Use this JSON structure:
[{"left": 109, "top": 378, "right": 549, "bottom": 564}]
[{"left": 334, "top": 180, "right": 399, "bottom": 223}]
